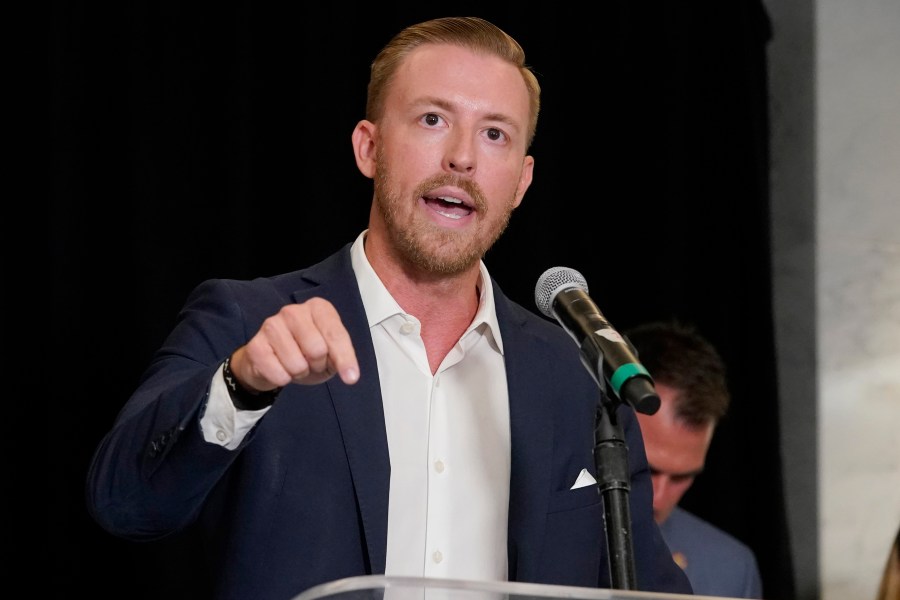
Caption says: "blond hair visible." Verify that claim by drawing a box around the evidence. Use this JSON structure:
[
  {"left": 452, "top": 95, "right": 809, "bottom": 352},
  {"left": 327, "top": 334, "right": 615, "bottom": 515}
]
[{"left": 365, "top": 16, "right": 541, "bottom": 149}]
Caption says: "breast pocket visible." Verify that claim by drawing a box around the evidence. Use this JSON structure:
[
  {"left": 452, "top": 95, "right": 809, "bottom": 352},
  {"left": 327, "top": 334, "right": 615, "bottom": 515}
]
[
  {"left": 542, "top": 484, "right": 604, "bottom": 585},
  {"left": 548, "top": 482, "right": 602, "bottom": 514}
]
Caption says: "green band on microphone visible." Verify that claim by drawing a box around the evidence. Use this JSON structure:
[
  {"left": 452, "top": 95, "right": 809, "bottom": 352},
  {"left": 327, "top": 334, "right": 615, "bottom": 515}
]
[{"left": 610, "top": 363, "right": 651, "bottom": 393}]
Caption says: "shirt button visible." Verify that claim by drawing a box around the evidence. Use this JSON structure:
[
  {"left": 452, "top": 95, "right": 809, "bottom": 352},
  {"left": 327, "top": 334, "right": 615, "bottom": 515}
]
[
  {"left": 400, "top": 321, "right": 415, "bottom": 335},
  {"left": 432, "top": 550, "right": 443, "bottom": 564},
  {"left": 215, "top": 430, "right": 227, "bottom": 442},
  {"left": 434, "top": 460, "right": 445, "bottom": 473}
]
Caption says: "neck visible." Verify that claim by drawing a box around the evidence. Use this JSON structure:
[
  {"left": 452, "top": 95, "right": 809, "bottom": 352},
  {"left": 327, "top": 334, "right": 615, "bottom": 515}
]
[{"left": 364, "top": 232, "right": 483, "bottom": 372}]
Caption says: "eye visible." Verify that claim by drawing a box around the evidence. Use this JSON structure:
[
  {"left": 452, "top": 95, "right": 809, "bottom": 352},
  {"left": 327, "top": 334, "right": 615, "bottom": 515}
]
[
  {"left": 422, "top": 113, "right": 443, "bottom": 127},
  {"left": 485, "top": 127, "right": 506, "bottom": 142}
]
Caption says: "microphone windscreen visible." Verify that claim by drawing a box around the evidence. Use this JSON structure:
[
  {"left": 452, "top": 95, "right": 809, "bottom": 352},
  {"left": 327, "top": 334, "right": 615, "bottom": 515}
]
[{"left": 534, "top": 266, "right": 589, "bottom": 317}]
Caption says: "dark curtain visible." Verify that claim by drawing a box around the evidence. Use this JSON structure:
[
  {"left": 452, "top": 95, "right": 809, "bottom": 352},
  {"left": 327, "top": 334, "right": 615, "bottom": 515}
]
[{"left": 50, "top": 2, "right": 794, "bottom": 598}]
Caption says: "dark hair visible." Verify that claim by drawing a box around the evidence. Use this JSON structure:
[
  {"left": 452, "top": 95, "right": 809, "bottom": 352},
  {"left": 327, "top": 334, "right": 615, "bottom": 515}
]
[{"left": 625, "top": 320, "right": 730, "bottom": 426}]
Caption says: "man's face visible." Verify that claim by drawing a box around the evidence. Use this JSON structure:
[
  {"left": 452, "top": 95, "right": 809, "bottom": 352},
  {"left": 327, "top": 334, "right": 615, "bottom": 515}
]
[
  {"left": 635, "top": 383, "right": 715, "bottom": 525},
  {"left": 358, "top": 43, "right": 534, "bottom": 275}
]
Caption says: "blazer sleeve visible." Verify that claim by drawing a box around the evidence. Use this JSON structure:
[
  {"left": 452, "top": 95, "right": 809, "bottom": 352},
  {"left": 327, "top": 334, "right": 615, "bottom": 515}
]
[{"left": 85, "top": 277, "right": 282, "bottom": 539}]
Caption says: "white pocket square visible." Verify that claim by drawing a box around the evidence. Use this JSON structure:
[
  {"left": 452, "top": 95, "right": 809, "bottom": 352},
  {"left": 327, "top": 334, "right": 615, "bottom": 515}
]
[{"left": 570, "top": 468, "right": 597, "bottom": 489}]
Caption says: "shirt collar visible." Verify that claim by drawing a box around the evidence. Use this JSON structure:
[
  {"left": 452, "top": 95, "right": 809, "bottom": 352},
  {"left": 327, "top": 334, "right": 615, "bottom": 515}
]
[{"left": 350, "top": 230, "right": 504, "bottom": 354}]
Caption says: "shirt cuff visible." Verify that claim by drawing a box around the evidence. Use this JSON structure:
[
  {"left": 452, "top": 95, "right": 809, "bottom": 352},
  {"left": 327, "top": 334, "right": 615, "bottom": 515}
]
[{"left": 200, "top": 362, "right": 271, "bottom": 450}]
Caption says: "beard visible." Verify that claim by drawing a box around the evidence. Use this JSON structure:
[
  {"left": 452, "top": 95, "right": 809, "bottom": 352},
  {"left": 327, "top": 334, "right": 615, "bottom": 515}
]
[{"left": 373, "top": 147, "right": 517, "bottom": 276}]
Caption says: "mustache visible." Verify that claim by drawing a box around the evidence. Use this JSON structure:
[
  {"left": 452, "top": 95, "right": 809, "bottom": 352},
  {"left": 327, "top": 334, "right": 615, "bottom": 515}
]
[{"left": 413, "top": 174, "right": 487, "bottom": 213}]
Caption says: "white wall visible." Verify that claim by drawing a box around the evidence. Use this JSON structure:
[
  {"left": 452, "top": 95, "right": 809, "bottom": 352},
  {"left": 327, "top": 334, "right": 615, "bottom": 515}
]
[
  {"left": 768, "top": 0, "right": 900, "bottom": 598},
  {"left": 816, "top": 0, "right": 900, "bottom": 598}
]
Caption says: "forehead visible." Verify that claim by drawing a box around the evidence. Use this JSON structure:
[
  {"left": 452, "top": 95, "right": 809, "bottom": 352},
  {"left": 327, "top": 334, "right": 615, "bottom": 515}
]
[
  {"left": 636, "top": 398, "right": 714, "bottom": 473},
  {"left": 388, "top": 43, "right": 531, "bottom": 126}
]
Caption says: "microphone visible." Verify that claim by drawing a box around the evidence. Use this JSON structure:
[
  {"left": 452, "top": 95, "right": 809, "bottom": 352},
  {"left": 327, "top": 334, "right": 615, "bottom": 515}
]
[{"left": 535, "top": 266, "right": 660, "bottom": 415}]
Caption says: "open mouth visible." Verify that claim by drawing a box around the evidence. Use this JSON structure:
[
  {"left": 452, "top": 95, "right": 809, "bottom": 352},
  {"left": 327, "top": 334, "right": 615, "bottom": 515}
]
[{"left": 424, "top": 195, "right": 473, "bottom": 220}]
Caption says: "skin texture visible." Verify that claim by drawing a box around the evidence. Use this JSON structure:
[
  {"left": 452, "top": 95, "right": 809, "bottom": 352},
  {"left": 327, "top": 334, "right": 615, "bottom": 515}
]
[
  {"left": 635, "top": 382, "right": 715, "bottom": 524},
  {"left": 230, "top": 42, "right": 535, "bottom": 386}
]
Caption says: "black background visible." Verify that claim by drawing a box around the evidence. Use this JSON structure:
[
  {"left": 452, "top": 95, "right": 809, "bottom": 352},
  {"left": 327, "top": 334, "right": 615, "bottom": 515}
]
[{"left": 50, "top": 2, "right": 794, "bottom": 598}]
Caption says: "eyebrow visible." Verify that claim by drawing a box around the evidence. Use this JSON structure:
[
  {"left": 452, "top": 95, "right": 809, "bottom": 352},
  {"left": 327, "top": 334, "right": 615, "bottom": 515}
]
[{"left": 413, "top": 96, "right": 522, "bottom": 132}]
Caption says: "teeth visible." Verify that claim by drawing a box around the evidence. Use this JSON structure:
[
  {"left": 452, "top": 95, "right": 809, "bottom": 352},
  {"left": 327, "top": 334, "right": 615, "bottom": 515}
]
[
  {"left": 436, "top": 210, "right": 463, "bottom": 219},
  {"left": 438, "top": 196, "right": 463, "bottom": 204}
]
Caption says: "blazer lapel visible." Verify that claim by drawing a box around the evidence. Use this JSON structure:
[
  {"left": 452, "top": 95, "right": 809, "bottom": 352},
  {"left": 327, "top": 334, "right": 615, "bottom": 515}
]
[
  {"left": 328, "top": 328, "right": 389, "bottom": 574},
  {"left": 495, "top": 286, "right": 554, "bottom": 577},
  {"left": 294, "top": 248, "right": 390, "bottom": 574}
]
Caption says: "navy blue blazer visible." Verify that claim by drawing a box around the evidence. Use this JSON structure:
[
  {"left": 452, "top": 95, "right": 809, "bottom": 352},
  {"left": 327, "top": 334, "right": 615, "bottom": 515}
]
[{"left": 86, "top": 244, "right": 692, "bottom": 599}]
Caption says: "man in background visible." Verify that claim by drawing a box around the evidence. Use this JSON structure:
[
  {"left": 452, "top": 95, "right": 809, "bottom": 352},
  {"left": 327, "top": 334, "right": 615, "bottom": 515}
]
[{"left": 626, "top": 320, "right": 763, "bottom": 598}]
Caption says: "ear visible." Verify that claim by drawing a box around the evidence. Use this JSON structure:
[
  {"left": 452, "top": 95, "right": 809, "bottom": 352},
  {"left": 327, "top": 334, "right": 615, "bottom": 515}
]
[
  {"left": 352, "top": 120, "right": 377, "bottom": 179},
  {"left": 512, "top": 155, "right": 535, "bottom": 209}
]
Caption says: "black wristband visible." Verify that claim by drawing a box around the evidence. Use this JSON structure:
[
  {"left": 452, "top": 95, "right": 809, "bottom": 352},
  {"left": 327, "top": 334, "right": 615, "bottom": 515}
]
[{"left": 222, "top": 356, "right": 281, "bottom": 411}]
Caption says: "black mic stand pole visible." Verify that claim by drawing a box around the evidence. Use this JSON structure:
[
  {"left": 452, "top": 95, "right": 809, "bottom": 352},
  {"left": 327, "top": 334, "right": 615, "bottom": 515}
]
[
  {"left": 576, "top": 334, "right": 659, "bottom": 590},
  {"left": 593, "top": 392, "right": 637, "bottom": 590}
]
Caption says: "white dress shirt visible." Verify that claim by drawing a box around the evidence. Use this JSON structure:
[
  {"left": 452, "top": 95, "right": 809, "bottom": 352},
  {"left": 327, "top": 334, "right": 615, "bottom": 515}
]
[
  {"left": 350, "top": 231, "right": 511, "bottom": 581},
  {"left": 201, "top": 230, "right": 511, "bottom": 582}
]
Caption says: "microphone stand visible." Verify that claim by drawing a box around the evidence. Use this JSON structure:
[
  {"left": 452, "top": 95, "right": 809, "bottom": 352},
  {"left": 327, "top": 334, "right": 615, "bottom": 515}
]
[
  {"left": 573, "top": 335, "right": 658, "bottom": 590},
  {"left": 533, "top": 268, "right": 657, "bottom": 590},
  {"left": 593, "top": 393, "right": 637, "bottom": 590}
]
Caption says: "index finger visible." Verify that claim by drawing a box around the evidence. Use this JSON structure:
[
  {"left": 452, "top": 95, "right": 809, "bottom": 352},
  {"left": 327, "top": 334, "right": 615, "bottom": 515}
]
[{"left": 307, "top": 297, "right": 360, "bottom": 385}]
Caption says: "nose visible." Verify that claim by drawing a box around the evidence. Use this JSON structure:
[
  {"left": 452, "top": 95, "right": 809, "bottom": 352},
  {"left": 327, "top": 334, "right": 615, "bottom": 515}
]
[
  {"left": 650, "top": 474, "right": 674, "bottom": 513},
  {"left": 443, "top": 130, "right": 476, "bottom": 175}
]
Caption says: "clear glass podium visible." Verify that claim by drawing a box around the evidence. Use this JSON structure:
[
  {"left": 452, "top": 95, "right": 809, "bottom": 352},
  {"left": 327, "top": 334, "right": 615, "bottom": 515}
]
[{"left": 292, "top": 575, "right": 732, "bottom": 600}]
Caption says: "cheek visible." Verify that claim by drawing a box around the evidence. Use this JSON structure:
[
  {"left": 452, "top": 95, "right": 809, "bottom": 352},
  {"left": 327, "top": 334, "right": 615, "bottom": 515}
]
[
  {"left": 381, "top": 131, "right": 433, "bottom": 167},
  {"left": 378, "top": 140, "right": 431, "bottom": 190},
  {"left": 482, "top": 164, "right": 528, "bottom": 207},
  {"left": 671, "top": 479, "right": 693, "bottom": 496}
]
